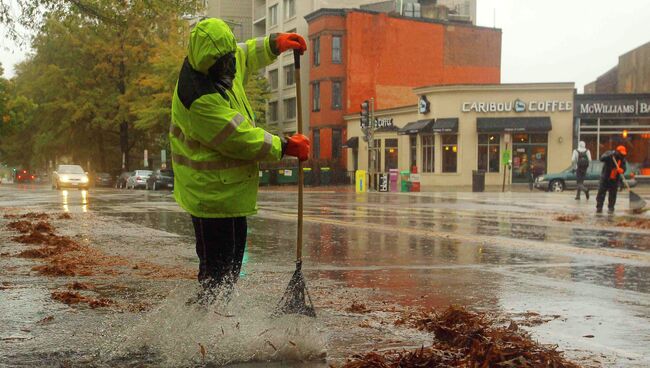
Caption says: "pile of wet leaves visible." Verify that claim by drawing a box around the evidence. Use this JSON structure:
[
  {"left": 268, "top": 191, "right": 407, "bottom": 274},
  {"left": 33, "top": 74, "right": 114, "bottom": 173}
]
[
  {"left": 615, "top": 218, "right": 650, "bottom": 230},
  {"left": 3, "top": 212, "right": 195, "bottom": 310},
  {"left": 4, "top": 212, "right": 194, "bottom": 280},
  {"left": 342, "top": 306, "right": 580, "bottom": 368},
  {"left": 555, "top": 214, "right": 581, "bottom": 222}
]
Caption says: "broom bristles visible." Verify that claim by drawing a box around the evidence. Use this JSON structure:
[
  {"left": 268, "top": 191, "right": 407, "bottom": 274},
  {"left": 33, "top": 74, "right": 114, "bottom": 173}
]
[{"left": 275, "top": 264, "right": 316, "bottom": 317}]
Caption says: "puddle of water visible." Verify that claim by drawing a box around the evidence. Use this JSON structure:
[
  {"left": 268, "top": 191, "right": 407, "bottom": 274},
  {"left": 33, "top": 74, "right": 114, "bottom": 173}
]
[{"left": 97, "top": 281, "right": 327, "bottom": 367}]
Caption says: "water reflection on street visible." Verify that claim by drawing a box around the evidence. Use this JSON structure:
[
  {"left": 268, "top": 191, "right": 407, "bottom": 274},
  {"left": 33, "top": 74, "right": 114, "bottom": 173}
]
[{"left": 1, "top": 185, "right": 649, "bottom": 366}]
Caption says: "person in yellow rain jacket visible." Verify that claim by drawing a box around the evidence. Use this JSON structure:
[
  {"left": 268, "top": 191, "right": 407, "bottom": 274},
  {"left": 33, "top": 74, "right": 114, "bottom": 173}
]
[{"left": 170, "top": 18, "right": 309, "bottom": 301}]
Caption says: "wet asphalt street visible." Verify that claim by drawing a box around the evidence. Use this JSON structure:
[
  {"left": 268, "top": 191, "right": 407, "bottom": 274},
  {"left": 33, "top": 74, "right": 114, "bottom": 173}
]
[{"left": 1, "top": 183, "right": 649, "bottom": 367}]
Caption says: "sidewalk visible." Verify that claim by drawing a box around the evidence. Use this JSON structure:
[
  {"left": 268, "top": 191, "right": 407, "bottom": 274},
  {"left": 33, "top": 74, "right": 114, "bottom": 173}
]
[{"left": 259, "top": 183, "right": 650, "bottom": 194}]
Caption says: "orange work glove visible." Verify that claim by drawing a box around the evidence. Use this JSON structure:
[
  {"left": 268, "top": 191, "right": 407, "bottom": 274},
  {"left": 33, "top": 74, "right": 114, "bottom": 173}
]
[
  {"left": 276, "top": 33, "right": 307, "bottom": 55},
  {"left": 617, "top": 168, "right": 624, "bottom": 174},
  {"left": 285, "top": 134, "right": 310, "bottom": 161}
]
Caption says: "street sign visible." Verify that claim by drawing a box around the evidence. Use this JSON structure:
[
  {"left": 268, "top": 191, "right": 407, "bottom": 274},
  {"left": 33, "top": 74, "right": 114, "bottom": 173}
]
[
  {"left": 378, "top": 174, "right": 389, "bottom": 192},
  {"left": 502, "top": 149, "right": 511, "bottom": 164}
]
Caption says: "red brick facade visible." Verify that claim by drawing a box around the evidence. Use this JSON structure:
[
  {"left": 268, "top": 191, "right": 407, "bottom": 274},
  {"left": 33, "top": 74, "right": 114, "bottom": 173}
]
[{"left": 306, "top": 9, "right": 502, "bottom": 165}]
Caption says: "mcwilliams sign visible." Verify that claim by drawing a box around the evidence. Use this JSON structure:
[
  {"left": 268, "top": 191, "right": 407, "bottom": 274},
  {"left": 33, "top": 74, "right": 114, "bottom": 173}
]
[
  {"left": 462, "top": 99, "right": 572, "bottom": 114},
  {"left": 574, "top": 95, "right": 650, "bottom": 118}
]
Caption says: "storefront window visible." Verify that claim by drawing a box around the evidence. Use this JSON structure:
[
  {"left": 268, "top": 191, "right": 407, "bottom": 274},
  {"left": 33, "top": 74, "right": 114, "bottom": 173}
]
[
  {"left": 384, "top": 139, "right": 398, "bottom": 171},
  {"left": 579, "top": 118, "right": 650, "bottom": 173},
  {"left": 478, "top": 134, "right": 500, "bottom": 173},
  {"left": 409, "top": 135, "right": 417, "bottom": 171},
  {"left": 442, "top": 135, "right": 458, "bottom": 173},
  {"left": 421, "top": 135, "right": 434, "bottom": 173},
  {"left": 368, "top": 139, "right": 381, "bottom": 173},
  {"left": 511, "top": 133, "right": 548, "bottom": 182}
]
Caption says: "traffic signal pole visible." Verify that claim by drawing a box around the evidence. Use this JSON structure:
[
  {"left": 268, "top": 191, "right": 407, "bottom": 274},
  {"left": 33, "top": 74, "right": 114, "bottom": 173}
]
[{"left": 369, "top": 98, "right": 375, "bottom": 191}]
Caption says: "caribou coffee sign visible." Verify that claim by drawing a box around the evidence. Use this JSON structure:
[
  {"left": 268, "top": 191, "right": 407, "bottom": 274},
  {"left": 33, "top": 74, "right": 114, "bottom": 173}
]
[{"left": 462, "top": 99, "right": 572, "bottom": 113}]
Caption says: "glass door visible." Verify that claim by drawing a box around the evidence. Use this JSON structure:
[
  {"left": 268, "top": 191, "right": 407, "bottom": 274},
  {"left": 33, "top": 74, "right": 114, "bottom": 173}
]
[{"left": 512, "top": 146, "right": 530, "bottom": 183}]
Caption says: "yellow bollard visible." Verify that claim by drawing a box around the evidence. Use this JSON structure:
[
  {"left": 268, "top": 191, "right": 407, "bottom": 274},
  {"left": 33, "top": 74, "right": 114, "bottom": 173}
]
[{"left": 355, "top": 170, "right": 367, "bottom": 193}]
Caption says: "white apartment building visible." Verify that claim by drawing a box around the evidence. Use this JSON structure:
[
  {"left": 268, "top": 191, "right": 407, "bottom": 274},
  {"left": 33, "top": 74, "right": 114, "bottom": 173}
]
[
  {"left": 207, "top": 0, "right": 404, "bottom": 134},
  {"left": 253, "top": 0, "right": 375, "bottom": 134},
  {"left": 205, "top": 0, "right": 254, "bottom": 41}
]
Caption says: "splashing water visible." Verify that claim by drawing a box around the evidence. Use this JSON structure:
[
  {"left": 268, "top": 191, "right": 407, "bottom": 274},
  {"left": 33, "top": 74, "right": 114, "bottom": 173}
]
[{"left": 99, "top": 277, "right": 327, "bottom": 367}]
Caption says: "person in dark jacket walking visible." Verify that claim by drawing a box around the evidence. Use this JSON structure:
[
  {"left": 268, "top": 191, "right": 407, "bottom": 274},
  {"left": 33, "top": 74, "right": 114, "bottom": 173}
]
[
  {"left": 596, "top": 145, "right": 627, "bottom": 213},
  {"left": 572, "top": 141, "right": 592, "bottom": 200}
]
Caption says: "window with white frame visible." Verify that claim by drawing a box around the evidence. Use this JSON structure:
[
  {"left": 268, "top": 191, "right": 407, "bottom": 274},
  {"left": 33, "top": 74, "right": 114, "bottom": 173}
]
[
  {"left": 331, "top": 81, "right": 342, "bottom": 110},
  {"left": 268, "top": 101, "right": 278, "bottom": 122},
  {"left": 332, "top": 36, "right": 342, "bottom": 63},
  {"left": 421, "top": 135, "right": 434, "bottom": 173},
  {"left": 442, "top": 134, "right": 458, "bottom": 173},
  {"left": 269, "top": 4, "right": 278, "bottom": 26},
  {"left": 283, "top": 0, "right": 295, "bottom": 19},
  {"left": 268, "top": 69, "right": 278, "bottom": 90},
  {"left": 284, "top": 97, "right": 296, "bottom": 120},
  {"left": 312, "top": 82, "right": 320, "bottom": 111},
  {"left": 313, "top": 37, "right": 320, "bottom": 66},
  {"left": 478, "top": 134, "right": 500, "bottom": 173},
  {"left": 284, "top": 64, "right": 294, "bottom": 86}
]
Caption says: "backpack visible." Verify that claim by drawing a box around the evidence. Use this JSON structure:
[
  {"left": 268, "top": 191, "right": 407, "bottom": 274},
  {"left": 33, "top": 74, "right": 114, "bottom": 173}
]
[{"left": 577, "top": 150, "right": 589, "bottom": 170}]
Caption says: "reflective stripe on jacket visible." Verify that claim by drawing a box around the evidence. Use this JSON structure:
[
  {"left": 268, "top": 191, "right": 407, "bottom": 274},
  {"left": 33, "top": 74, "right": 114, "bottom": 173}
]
[{"left": 170, "top": 19, "right": 282, "bottom": 218}]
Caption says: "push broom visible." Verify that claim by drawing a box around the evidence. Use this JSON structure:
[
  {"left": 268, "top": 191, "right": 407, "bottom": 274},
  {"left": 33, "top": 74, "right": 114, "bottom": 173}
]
[
  {"left": 613, "top": 157, "right": 647, "bottom": 212},
  {"left": 275, "top": 49, "right": 316, "bottom": 317}
]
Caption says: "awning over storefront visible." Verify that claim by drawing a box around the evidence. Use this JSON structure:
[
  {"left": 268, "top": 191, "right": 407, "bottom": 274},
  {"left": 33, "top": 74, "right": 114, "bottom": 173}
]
[
  {"left": 343, "top": 136, "right": 359, "bottom": 149},
  {"left": 375, "top": 125, "right": 400, "bottom": 133},
  {"left": 398, "top": 119, "right": 434, "bottom": 135},
  {"left": 476, "top": 117, "right": 552, "bottom": 133},
  {"left": 432, "top": 118, "right": 459, "bottom": 133}
]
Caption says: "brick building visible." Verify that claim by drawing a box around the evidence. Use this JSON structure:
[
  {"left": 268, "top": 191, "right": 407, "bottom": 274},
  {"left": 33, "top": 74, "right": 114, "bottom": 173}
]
[
  {"left": 585, "top": 41, "right": 650, "bottom": 94},
  {"left": 305, "top": 8, "right": 501, "bottom": 165}
]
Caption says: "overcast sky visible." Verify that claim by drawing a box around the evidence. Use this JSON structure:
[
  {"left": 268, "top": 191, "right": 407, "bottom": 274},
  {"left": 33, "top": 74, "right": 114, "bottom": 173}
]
[
  {"left": 2, "top": 0, "right": 650, "bottom": 92},
  {"left": 476, "top": 0, "right": 650, "bottom": 91}
]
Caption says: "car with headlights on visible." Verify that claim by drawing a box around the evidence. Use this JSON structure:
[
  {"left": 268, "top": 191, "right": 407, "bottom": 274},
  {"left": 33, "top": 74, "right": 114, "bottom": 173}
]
[
  {"left": 534, "top": 160, "right": 638, "bottom": 192},
  {"left": 52, "top": 164, "right": 89, "bottom": 190}
]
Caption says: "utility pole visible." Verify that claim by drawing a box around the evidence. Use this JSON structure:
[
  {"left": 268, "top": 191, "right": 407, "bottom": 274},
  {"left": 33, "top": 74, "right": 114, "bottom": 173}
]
[{"left": 369, "top": 97, "right": 375, "bottom": 191}]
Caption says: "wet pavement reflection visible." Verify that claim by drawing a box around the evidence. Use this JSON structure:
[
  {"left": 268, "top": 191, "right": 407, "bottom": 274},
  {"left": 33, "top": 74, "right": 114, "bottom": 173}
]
[{"left": 1, "top": 185, "right": 650, "bottom": 366}]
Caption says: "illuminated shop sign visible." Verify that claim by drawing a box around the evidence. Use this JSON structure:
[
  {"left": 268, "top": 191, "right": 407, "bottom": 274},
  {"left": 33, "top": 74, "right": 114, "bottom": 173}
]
[
  {"left": 461, "top": 99, "right": 572, "bottom": 113},
  {"left": 574, "top": 95, "right": 650, "bottom": 118}
]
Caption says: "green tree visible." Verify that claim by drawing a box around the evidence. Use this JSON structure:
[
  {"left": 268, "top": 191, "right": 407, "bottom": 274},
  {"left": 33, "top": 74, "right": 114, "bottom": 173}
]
[
  {"left": 245, "top": 72, "right": 277, "bottom": 135},
  {"left": 2, "top": 1, "right": 202, "bottom": 171}
]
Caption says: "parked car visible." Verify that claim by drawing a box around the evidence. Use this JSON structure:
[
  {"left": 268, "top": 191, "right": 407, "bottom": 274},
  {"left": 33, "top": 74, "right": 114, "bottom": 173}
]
[
  {"left": 115, "top": 171, "right": 132, "bottom": 189},
  {"left": 94, "top": 172, "right": 113, "bottom": 187},
  {"left": 15, "top": 169, "right": 36, "bottom": 183},
  {"left": 126, "top": 170, "right": 153, "bottom": 189},
  {"left": 146, "top": 169, "right": 174, "bottom": 190},
  {"left": 534, "top": 161, "right": 639, "bottom": 192},
  {"left": 51, "top": 164, "right": 89, "bottom": 190}
]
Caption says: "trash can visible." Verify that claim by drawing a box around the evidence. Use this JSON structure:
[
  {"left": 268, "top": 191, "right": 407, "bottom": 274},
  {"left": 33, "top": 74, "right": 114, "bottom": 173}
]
[
  {"left": 389, "top": 169, "right": 399, "bottom": 192},
  {"left": 303, "top": 167, "right": 315, "bottom": 186},
  {"left": 259, "top": 170, "right": 270, "bottom": 186},
  {"left": 472, "top": 170, "right": 485, "bottom": 192},
  {"left": 320, "top": 167, "right": 331, "bottom": 185},
  {"left": 276, "top": 168, "right": 298, "bottom": 185},
  {"left": 400, "top": 170, "right": 410, "bottom": 192},
  {"left": 410, "top": 173, "right": 420, "bottom": 192}
]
